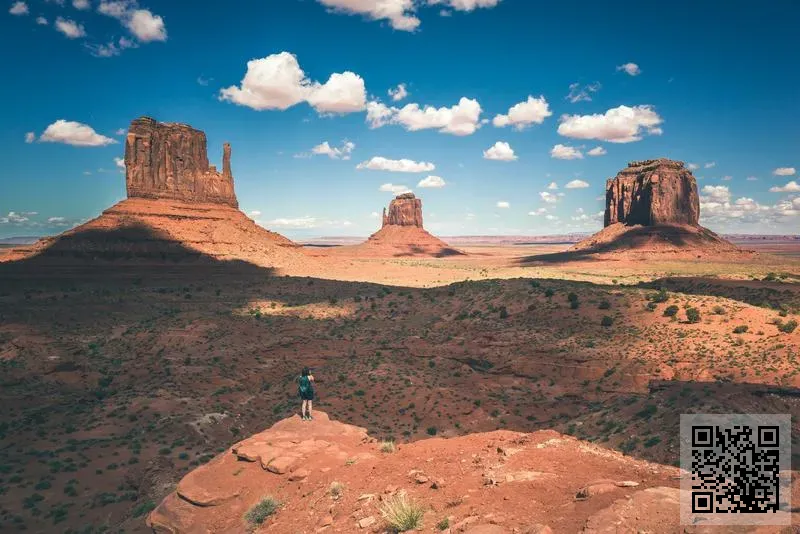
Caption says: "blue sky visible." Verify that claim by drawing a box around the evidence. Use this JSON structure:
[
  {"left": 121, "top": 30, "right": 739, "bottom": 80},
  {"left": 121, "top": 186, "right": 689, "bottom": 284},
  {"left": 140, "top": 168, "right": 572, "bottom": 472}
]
[{"left": 2, "top": 0, "right": 799, "bottom": 239}]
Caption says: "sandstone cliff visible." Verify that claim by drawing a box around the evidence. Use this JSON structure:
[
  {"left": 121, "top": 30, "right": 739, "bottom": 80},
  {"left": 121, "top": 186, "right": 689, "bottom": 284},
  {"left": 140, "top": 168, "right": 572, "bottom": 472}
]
[
  {"left": 382, "top": 192, "right": 424, "bottom": 228},
  {"left": 604, "top": 159, "right": 699, "bottom": 227},
  {"left": 125, "top": 117, "right": 238, "bottom": 208}
]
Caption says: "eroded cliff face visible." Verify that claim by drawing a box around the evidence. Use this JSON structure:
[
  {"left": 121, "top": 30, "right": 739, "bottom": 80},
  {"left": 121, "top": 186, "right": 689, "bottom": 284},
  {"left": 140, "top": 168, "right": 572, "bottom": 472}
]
[
  {"left": 382, "top": 192, "right": 424, "bottom": 228},
  {"left": 125, "top": 117, "right": 238, "bottom": 208},
  {"left": 604, "top": 159, "right": 699, "bottom": 227}
]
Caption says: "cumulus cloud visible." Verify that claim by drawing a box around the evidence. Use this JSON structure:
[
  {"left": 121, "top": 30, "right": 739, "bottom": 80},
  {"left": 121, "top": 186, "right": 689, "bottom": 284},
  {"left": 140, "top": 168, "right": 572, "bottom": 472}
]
[
  {"left": 309, "top": 140, "right": 355, "bottom": 160},
  {"left": 367, "top": 97, "right": 482, "bottom": 135},
  {"left": 557, "top": 105, "right": 663, "bottom": 143},
  {"left": 48, "top": 216, "right": 66, "bottom": 224},
  {"left": 769, "top": 181, "right": 800, "bottom": 193},
  {"left": 36, "top": 15, "right": 47, "bottom": 24},
  {"left": 417, "top": 175, "right": 446, "bottom": 188},
  {"left": 357, "top": 156, "right": 435, "bottom": 173},
  {"left": 540, "top": 191, "right": 558, "bottom": 203},
  {"left": 114, "top": 156, "right": 125, "bottom": 169},
  {"left": 492, "top": 95, "right": 551, "bottom": 130},
  {"left": 616, "top": 62, "right": 641, "bottom": 76},
  {"left": 388, "top": 83, "right": 408, "bottom": 101},
  {"left": 546, "top": 182, "right": 558, "bottom": 190},
  {"left": 687, "top": 163, "right": 699, "bottom": 171},
  {"left": 704, "top": 161, "right": 716, "bottom": 169},
  {"left": 24, "top": 132, "right": 35, "bottom": 143},
  {"left": 566, "top": 82, "right": 601, "bottom": 103},
  {"left": 700, "top": 185, "right": 731, "bottom": 204},
  {"left": 55, "top": 17, "right": 86, "bottom": 38},
  {"left": 550, "top": 144, "right": 583, "bottom": 160},
  {"left": 429, "top": 0, "right": 502, "bottom": 11},
  {"left": 317, "top": 0, "right": 420, "bottom": 31},
  {"left": 565, "top": 179, "right": 590, "bottom": 189},
  {"left": 528, "top": 207, "right": 547, "bottom": 216},
  {"left": 496, "top": 201, "right": 510, "bottom": 209},
  {"left": 483, "top": 141, "right": 516, "bottom": 161},
  {"left": 265, "top": 216, "right": 319, "bottom": 229},
  {"left": 379, "top": 183, "right": 412, "bottom": 194},
  {"left": 220, "top": 52, "right": 366, "bottom": 115},
  {"left": 73, "top": 0, "right": 90, "bottom": 9},
  {"left": 587, "top": 146, "right": 606, "bottom": 157},
  {"left": 98, "top": 1, "right": 168, "bottom": 42},
  {"left": 39, "top": 120, "right": 117, "bottom": 146},
  {"left": 9, "top": 1, "right": 28, "bottom": 15},
  {"left": 85, "top": 36, "right": 137, "bottom": 57},
  {"left": 773, "top": 167, "right": 796, "bottom": 176}
]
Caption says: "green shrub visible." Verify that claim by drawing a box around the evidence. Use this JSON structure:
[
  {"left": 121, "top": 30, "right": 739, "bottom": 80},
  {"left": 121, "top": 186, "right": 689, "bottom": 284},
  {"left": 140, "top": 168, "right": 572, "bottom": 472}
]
[
  {"left": 777, "top": 319, "right": 797, "bottom": 333},
  {"left": 567, "top": 292, "right": 578, "bottom": 303},
  {"left": 245, "top": 496, "right": 280, "bottom": 526},
  {"left": 600, "top": 316, "right": 613, "bottom": 327},
  {"left": 651, "top": 288, "right": 669, "bottom": 303},
  {"left": 380, "top": 492, "right": 425, "bottom": 532},
  {"left": 733, "top": 325, "right": 748, "bottom": 334},
  {"left": 544, "top": 288, "right": 554, "bottom": 298},
  {"left": 646, "top": 302, "right": 657, "bottom": 312},
  {"left": 437, "top": 517, "right": 450, "bottom": 531},
  {"left": 712, "top": 305, "right": 726, "bottom": 315},
  {"left": 598, "top": 301, "right": 611, "bottom": 310},
  {"left": 686, "top": 308, "right": 701, "bottom": 323},
  {"left": 664, "top": 305, "right": 679, "bottom": 317},
  {"left": 569, "top": 300, "right": 580, "bottom": 310},
  {"left": 132, "top": 501, "right": 156, "bottom": 518},
  {"left": 426, "top": 427, "right": 438, "bottom": 436}
]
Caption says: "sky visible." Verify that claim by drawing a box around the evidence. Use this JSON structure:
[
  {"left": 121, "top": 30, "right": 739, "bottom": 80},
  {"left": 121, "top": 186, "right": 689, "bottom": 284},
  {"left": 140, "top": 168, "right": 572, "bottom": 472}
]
[{"left": 1, "top": 0, "right": 799, "bottom": 239}]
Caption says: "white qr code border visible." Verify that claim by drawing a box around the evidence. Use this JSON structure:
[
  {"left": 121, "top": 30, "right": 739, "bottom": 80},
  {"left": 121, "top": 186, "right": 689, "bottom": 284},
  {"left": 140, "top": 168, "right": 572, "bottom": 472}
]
[{"left": 680, "top": 413, "right": 792, "bottom": 526}]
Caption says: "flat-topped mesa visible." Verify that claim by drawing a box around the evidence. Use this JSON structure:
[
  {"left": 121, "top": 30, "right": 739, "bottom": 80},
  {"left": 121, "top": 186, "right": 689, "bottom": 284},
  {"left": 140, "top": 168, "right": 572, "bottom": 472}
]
[
  {"left": 605, "top": 158, "right": 699, "bottom": 227},
  {"left": 125, "top": 117, "right": 238, "bottom": 208},
  {"left": 382, "top": 192, "right": 424, "bottom": 228}
]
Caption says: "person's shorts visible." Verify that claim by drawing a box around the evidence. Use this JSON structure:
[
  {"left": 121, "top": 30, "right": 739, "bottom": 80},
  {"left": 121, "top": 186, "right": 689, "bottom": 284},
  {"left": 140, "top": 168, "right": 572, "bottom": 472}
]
[{"left": 300, "top": 391, "right": 314, "bottom": 401}]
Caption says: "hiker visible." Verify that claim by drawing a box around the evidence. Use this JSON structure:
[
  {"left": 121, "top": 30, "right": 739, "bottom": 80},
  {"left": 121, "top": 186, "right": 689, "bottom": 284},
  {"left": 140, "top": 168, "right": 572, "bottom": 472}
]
[{"left": 298, "top": 367, "right": 315, "bottom": 421}]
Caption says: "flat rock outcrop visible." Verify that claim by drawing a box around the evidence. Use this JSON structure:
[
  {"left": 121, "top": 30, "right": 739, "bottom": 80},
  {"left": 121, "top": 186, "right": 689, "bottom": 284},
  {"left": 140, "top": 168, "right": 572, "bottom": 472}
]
[
  {"left": 147, "top": 411, "right": 686, "bottom": 534},
  {"left": 126, "top": 117, "right": 238, "bottom": 208},
  {"left": 383, "top": 192, "right": 424, "bottom": 227},
  {"left": 605, "top": 159, "right": 699, "bottom": 227}
]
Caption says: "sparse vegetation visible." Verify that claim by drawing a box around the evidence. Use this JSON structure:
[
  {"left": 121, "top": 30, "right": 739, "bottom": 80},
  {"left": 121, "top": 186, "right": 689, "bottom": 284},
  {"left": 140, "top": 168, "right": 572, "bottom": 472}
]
[
  {"left": 380, "top": 491, "right": 425, "bottom": 532},
  {"left": 379, "top": 440, "right": 396, "bottom": 453},
  {"left": 664, "top": 305, "right": 679, "bottom": 317},
  {"left": 685, "top": 307, "right": 701, "bottom": 323},
  {"left": 601, "top": 316, "right": 613, "bottom": 327},
  {"left": 244, "top": 496, "right": 279, "bottom": 526}
]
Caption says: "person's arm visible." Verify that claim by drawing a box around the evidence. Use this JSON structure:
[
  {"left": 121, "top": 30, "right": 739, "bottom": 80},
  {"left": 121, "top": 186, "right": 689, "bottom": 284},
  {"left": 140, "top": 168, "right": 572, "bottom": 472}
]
[{"left": 309, "top": 374, "right": 315, "bottom": 382}]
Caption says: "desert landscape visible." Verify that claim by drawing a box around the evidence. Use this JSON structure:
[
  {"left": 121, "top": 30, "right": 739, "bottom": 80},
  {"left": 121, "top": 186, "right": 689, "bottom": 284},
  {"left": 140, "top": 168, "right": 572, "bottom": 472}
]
[
  {"left": 0, "top": 116, "right": 798, "bottom": 533},
  {"left": 3, "top": 1, "right": 800, "bottom": 533}
]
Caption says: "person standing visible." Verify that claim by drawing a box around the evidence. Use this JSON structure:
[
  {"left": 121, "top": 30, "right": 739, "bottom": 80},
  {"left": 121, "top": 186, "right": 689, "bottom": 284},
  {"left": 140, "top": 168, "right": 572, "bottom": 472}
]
[{"left": 298, "top": 367, "right": 315, "bottom": 421}]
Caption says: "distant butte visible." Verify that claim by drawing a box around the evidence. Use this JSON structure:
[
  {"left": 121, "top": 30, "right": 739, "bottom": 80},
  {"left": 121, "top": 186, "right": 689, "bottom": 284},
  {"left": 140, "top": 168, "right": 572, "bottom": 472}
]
[{"left": 571, "top": 159, "right": 743, "bottom": 255}]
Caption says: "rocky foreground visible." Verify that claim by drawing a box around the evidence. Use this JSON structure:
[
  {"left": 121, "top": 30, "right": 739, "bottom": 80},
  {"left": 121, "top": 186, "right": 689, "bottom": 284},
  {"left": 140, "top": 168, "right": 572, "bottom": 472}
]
[{"left": 146, "top": 411, "right": 779, "bottom": 534}]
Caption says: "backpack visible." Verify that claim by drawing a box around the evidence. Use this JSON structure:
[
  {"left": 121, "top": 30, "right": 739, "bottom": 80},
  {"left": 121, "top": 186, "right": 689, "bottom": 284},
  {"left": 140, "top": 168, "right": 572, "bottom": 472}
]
[{"left": 298, "top": 375, "right": 312, "bottom": 396}]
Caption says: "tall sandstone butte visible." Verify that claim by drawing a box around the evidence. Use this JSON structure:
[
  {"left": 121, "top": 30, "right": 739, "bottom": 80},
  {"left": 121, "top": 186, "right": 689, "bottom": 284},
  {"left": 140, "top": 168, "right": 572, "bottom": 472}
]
[
  {"left": 604, "top": 159, "right": 699, "bottom": 227},
  {"left": 382, "top": 192, "right": 424, "bottom": 228},
  {"left": 125, "top": 117, "right": 238, "bottom": 208}
]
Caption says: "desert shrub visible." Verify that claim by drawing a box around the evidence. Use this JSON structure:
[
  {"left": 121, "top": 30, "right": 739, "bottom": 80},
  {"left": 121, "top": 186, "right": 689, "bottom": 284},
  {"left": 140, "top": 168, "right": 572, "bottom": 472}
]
[
  {"left": 598, "top": 300, "right": 611, "bottom": 310},
  {"left": 763, "top": 272, "right": 778, "bottom": 282},
  {"left": 426, "top": 427, "right": 438, "bottom": 436},
  {"left": 777, "top": 319, "right": 798, "bottom": 334},
  {"left": 733, "top": 325, "right": 748, "bottom": 334},
  {"left": 329, "top": 481, "right": 345, "bottom": 500},
  {"left": 712, "top": 305, "right": 726, "bottom": 315},
  {"left": 437, "top": 517, "right": 450, "bottom": 530},
  {"left": 646, "top": 302, "right": 658, "bottom": 312},
  {"left": 664, "top": 305, "right": 679, "bottom": 317},
  {"left": 499, "top": 306, "right": 508, "bottom": 319},
  {"left": 380, "top": 491, "right": 425, "bottom": 532},
  {"left": 567, "top": 292, "right": 578, "bottom": 303},
  {"left": 544, "top": 288, "right": 554, "bottom": 298},
  {"left": 132, "top": 501, "right": 156, "bottom": 518},
  {"left": 600, "top": 316, "right": 613, "bottom": 327},
  {"left": 245, "top": 496, "right": 279, "bottom": 526},
  {"left": 685, "top": 308, "right": 701, "bottom": 324},
  {"left": 379, "top": 440, "right": 396, "bottom": 454},
  {"left": 529, "top": 280, "right": 540, "bottom": 288},
  {"left": 651, "top": 288, "right": 669, "bottom": 303},
  {"left": 569, "top": 300, "right": 580, "bottom": 310}
]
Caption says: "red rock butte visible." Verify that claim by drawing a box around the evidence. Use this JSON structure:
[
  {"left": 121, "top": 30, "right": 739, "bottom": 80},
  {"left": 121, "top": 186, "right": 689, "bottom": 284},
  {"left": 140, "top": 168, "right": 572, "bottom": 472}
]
[
  {"left": 5, "top": 117, "right": 304, "bottom": 269},
  {"left": 572, "top": 159, "right": 742, "bottom": 255},
  {"left": 352, "top": 193, "right": 464, "bottom": 257}
]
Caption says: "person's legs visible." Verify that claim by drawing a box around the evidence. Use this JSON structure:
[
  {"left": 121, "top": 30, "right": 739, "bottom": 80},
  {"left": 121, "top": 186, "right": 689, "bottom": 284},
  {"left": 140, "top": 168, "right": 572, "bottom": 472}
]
[
  {"left": 307, "top": 400, "right": 313, "bottom": 420},
  {"left": 301, "top": 400, "right": 308, "bottom": 419}
]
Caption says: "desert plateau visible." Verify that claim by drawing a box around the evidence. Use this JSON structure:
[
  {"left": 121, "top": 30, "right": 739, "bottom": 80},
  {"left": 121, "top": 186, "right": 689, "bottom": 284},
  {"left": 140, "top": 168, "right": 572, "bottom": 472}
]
[{"left": 2, "top": 1, "right": 800, "bottom": 533}]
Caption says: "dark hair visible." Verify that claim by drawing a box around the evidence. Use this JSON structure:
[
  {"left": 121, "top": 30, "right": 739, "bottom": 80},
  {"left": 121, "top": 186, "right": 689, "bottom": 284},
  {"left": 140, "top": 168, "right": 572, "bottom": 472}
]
[{"left": 302, "top": 367, "right": 310, "bottom": 377}]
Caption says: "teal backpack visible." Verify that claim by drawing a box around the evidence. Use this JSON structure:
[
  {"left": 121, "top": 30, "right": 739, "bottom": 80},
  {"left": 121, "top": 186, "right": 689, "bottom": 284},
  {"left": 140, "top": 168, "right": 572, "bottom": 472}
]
[{"left": 298, "top": 375, "right": 312, "bottom": 397}]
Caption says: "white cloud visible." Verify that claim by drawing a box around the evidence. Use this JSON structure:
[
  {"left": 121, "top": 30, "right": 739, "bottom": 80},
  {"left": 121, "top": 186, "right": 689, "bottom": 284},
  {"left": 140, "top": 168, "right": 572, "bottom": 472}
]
[
  {"left": 496, "top": 201, "right": 510, "bottom": 209},
  {"left": 220, "top": 52, "right": 366, "bottom": 115},
  {"left": 557, "top": 105, "right": 663, "bottom": 143},
  {"left": 9, "top": 1, "right": 28, "bottom": 15},
  {"left": 769, "top": 181, "right": 800, "bottom": 193},
  {"left": 746, "top": 176, "right": 758, "bottom": 181},
  {"left": 587, "top": 146, "right": 606, "bottom": 157},
  {"left": 566, "top": 82, "right": 601, "bottom": 103},
  {"left": 24, "top": 132, "right": 35, "bottom": 143},
  {"left": 550, "top": 144, "right": 583, "bottom": 160},
  {"left": 687, "top": 163, "right": 699, "bottom": 170},
  {"left": 1, "top": 211, "right": 31, "bottom": 224},
  {"left": 544, "top": 214, "right": 559, "bottom": 221},
  {"left": 773, "top": 167, "right": 796, "bottom": 176},
  {"left": 248, "top": 210, "right": 262, "bottom": 217},
  {"left": 357, "top": 156, "right": 434, "bottom": 173},
  {"left": 388, "top": 83, "right": 408, "bottom": 101},
  {"left": 36, "top": 15, "right": 47, "bottom": 24},
  {"left": 429, "top": 0, "right": 502, "bottom": 11},
  {"left": 528, "top": 207, "right": 547, "bottom": 216},
  {"left": 379, "top": 183, "right": 412, "bottom": 194},
  {"left": 546, "top": 181, "right": 558, "bottom": 190},
  {"left": 39, "top": 120, "right": 117, "bottom": 147},
  {"left": 266, "top": 216, "right": 319, "bottom": 229},
  {"left": 367, "top": 97, "right": 482, "bottom": 135},
  {"left": 492, "top": 95, "right": 551, "bottom": 130},
  {"left": 48, "top": 216, "right": 66, "bottom": 224},
  {"left": 483, "top": 141, "right": 516, "bottom": 161},
  {"left": 308, "top": 140, "right": 355, "bottom": 160},
  {"left": 704, "top": 161, "right": 716, "bottom": 169},
  {"left": 721, "top": 175, "right": 732, "bottom": 181},
  {"left": 417, "top": 175, "right": 446, "bottom": 188},
  {"left": 55, "top": 17, "right": 86, "bottom": 38},
  {"left": 317, "top": 0, "right": 420, "bottom": 31},
  {"left": 565, "top": 179, "right": 590, "bottom": 189},
  {"left": 700, "top": 185, "right": 731, "bottom": 204},
  {"left": 540, "top": 191, "right": 558, "bottom": 203},
  {"left": 115, "top": 128, "right": 126, "bottom": 135},
  {"left": 72, "top": 0, "right": 90, "bottom": 9},
  {"left": 98, "top": 1, "right": 168, "bottom": 43},
  {"left": 616, "top": 62, "right": 641, "bottom": 76},
  {"left": 85, "top": 36, "right": 137, "bottom": 57},
  {"left": 114, "top": 157, "right": 125, "bottom": 169}
]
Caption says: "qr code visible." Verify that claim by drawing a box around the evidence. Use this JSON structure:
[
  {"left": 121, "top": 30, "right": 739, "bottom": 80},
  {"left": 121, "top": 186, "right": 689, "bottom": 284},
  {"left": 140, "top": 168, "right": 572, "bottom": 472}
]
[{"left": 680, "top": 414, "right": 791, "bottom": 526}]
